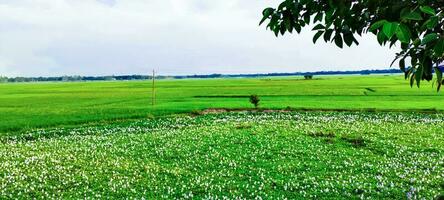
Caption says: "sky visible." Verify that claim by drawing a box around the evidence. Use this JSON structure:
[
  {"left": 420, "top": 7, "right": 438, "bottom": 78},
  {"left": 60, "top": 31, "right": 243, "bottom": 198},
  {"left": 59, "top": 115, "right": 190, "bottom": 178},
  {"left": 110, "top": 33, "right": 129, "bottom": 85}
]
[{"left": 0, "top": 0, "right": 398, "bottom": 77}]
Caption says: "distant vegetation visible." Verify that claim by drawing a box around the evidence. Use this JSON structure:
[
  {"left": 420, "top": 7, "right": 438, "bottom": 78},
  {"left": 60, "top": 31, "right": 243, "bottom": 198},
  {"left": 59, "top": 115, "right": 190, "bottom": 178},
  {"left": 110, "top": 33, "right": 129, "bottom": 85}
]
[
  {"left": 0, "top": 69, "right": 401, "bottom": 83},
  {"left": 304, "top": 75, "right": 314, "bottom": 80},
  {"left": 0, "top": 76, "right": 7, "bottom": 83}
]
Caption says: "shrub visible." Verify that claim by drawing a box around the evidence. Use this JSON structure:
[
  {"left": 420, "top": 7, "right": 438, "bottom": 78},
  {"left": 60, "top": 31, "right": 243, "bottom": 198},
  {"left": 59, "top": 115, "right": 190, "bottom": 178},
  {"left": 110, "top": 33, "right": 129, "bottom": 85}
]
[
  {"left": 249, "top": 95, "right": 260, "bottom": 108},
  {"left": 304, "top": 75, "right": 313, "bottom": 80}
]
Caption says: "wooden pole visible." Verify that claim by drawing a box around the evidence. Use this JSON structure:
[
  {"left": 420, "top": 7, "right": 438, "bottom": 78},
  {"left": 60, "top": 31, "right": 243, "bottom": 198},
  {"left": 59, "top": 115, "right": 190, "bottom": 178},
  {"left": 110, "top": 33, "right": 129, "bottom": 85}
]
[{"left": 152, "top": 70, "right": 156, "bottom": 106}]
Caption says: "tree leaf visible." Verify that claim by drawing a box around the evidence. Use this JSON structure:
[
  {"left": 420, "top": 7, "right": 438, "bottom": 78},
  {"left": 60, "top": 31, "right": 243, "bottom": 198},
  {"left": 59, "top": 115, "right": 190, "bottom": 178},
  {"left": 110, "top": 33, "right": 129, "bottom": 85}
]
[
  {"left": 283, "top": 15, "right": 292, "bottom": 32},
  {"left": 399, "top": 59, "right": 406, "bottom": 72},
  {"left": 420, "top": 6, "right": 436, "bottom": 15},
  {"left": 415, "top": 65, "right": 423, "bottom": 88},
  {"left": 369, "top": 20, "right": 387, "bottom": 32},
  {"left": 294, "top": 24, "right": 301, "bottom": 33},
  {"left": 303, "top": 12, "right": 311, "bottom": 24},
  {"left": 314, "top": 12, "right": 323, "bottom": 23},
  {"left": 273, "top": 27, "right": 280, "bottom": 37},
  {"left": 343, "top": 33, "right": 354, "bottom": 47},
  {"left": 383, "top": 22, "right": 398, "bottom": 39},
  {"left": 312, "top": 24, "right": 325, "bottom": 30},
  {"left": 421, "top": 33, "right": 439, "bottom": 45},
  {"left": 426, "top": 16, "right": 439, "bottom": 29},
  {"left": 396, "top": 24, "right": 411, "bottom": 43},
  {"left": 313, "top": 31, "right": 324, "bottom": 44},
  {"left": 334, "top": 33, "right": 343, "bottom": 48},
  {"left": 377, "top": 30, "right": 387, "bottom": 45},
  {"left": 260, "top": 8, "right": 274, "bottom": 25},
  {"left": 435, "top": 67, "right": 443, "bottom": 91},
  {"left": 280, "top": 23, "right": 286, "bottom": 35},
  {"left": 324, "top": 29, "right": 334, "bottom": 42},
  {"left": 402, "top": 10, "right": 423, "bottom": 21},
  {"left": 434, "top": 38, "right": 444, "bottom": 56}
]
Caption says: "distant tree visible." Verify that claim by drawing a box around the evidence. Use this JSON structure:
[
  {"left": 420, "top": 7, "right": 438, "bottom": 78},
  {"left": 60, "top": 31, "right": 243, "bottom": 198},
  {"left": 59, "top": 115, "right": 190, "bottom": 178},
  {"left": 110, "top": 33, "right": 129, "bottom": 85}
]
[
  {"left": 260, "top": 1, "right": 444, "bottom": 91},
  {"left": 304, "top": 75, "right": 314, "bottom": 80},
  {"left": 0, "top": 76, "right": 7, "bottom": 83},
  {"left": 104, "top": 76, "right": 116, "bottom": 81},
  {"left": 249, "top": 95, "right": 260, "bottom": 108}
]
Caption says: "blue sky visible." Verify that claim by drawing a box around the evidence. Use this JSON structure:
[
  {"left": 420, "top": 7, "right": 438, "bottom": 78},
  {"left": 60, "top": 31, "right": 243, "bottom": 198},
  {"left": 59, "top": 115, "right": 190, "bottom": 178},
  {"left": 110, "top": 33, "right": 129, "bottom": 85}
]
[{"left": 0, "top": 0, "right": 397, "bottom": 77}]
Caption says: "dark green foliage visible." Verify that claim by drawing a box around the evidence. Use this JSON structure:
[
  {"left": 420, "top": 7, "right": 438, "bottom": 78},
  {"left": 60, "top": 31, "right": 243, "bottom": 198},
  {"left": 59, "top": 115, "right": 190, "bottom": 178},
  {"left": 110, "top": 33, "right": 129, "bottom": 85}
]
[
  {"left": 260, "top": 0, "right": 444, "bottom": 91},
  {"left": 249, "top": 95, "right": 260, "bottom": 108},
  {"left": 304, "top": 75, "right": 314, "bottom": 79}
]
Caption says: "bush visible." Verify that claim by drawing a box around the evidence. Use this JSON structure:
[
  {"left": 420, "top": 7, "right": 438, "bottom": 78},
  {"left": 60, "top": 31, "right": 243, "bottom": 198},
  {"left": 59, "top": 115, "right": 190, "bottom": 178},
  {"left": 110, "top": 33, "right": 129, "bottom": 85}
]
[
  {"left": 304, "top": 75, "right": 313, "bottom": 80},
  {"left": 249, "top": 95, "right": 260, "bottom": 108}
]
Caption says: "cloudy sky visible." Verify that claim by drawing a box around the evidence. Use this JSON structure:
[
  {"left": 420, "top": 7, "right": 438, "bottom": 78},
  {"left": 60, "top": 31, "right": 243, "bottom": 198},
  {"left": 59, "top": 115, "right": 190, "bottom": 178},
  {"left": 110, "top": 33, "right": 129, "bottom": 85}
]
[{"left": 0, "top": 0, "right": 397, "bottom": 77}]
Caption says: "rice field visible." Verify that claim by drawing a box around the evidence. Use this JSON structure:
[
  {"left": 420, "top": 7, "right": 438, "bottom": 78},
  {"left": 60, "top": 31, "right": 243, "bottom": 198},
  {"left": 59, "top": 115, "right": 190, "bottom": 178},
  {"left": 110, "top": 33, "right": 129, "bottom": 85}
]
[
  {"left": 1, "top": 111, "right": 443, "bottom": 199},
  {"left": 1, "top": 75, "right": 444, "bottom": 134}
]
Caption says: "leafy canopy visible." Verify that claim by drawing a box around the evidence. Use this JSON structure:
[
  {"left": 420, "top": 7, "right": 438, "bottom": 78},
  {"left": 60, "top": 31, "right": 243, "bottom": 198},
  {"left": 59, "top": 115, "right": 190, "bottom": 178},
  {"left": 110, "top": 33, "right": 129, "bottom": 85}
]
[{"left": 260, "top": 0, "right": 444, "bottom": 91}]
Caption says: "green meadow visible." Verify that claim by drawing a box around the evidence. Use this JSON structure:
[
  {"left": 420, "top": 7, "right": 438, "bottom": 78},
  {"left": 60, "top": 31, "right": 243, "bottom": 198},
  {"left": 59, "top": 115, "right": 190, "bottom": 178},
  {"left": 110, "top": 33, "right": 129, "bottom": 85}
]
[
  {"left": 1, "top": 112, "right": 443, "bottom": 199},
  {"left": 1, "top": 75, "right": 444, "bottom": 199},
  {"left": 0, "top": 75, "right": 443, "bottom": 133}
]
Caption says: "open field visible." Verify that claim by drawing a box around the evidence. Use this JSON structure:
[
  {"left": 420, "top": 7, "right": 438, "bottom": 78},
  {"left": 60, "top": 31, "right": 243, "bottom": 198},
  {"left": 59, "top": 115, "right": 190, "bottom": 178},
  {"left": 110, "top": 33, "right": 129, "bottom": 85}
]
[
  {"left": 1, "top": 75, "right": 444, "bottom": 199},
  {"left": 1, "top": 112, "right": 443, "bottom": 199},
  {"left": 1, "top": 75, "right": 444, "bottom": 134}
]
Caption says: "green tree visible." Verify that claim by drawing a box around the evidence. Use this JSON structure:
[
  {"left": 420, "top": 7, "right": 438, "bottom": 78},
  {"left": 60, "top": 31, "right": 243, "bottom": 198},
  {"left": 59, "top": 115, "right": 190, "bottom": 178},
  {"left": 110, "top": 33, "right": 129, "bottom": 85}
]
[
  {"left": 249, "top": 95, "right": 260, "bottom": 108},
  {"left": 0, "top": 76, "right": 7, "bottom": 83},
  {"left": 260, "top": 0, "right": 444, "bottom": 90}
]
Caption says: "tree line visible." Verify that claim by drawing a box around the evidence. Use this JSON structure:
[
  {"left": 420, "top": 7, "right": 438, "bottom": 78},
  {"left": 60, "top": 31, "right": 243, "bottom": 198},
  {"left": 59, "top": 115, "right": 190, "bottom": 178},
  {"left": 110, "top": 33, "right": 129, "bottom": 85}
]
[{"left": 0, "top": 69, "right": 401, "bottom": 83}]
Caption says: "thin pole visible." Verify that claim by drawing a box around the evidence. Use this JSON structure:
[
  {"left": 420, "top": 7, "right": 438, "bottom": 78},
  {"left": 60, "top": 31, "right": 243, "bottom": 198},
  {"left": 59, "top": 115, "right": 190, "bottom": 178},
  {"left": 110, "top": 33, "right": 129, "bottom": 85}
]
[{"left": 152, "top": 70, "right": 156, "bottom": 106}]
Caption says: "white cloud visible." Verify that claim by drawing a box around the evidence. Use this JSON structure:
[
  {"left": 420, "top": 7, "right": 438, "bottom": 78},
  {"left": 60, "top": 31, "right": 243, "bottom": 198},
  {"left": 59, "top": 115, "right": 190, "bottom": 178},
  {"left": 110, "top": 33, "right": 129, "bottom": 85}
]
[{"left": 0, "top": 0, "right": 397, "bottom": 77}]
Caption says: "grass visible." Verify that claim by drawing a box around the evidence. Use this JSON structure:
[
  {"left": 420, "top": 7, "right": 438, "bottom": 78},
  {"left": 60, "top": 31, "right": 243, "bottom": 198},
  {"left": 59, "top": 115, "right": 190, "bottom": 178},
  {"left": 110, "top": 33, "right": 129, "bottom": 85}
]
[
  {"left": 1, "top": 75, "right": 443, "bottom": 198},
  {"left": 1, "top": 75, "right": 444, "bottom": 134},
  {"left": 0, "top": 112, "right": 443, "bottom": 199}
]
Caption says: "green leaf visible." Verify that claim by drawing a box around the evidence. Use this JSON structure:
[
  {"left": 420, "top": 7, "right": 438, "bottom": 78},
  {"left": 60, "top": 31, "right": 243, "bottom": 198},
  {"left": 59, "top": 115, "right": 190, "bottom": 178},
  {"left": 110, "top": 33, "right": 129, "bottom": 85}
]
[
  {"left": 284, "top": 16, "right": 292, "bottom": 32},
  {"left": 323, "top": 29, "right": 334, "bottom": 42},
  {"left": 410, "top": 73, "right": 415, "bottom": 87},
  {"left": 278, "top": 1, "right": 287, "bottom": 10},
  {"left": 334, "top": 34, "right": 343, "bottom": 48},
  {"left": 415, "top": 65, "right": 423, "bottom": 88},
  {"left": 421, "top": 33, "right": 439, "bottom": 45},
  {"left": 405, "top": 68, "right": 411, "bottom": 80},
  {"left": 280, "top": 23, "right": 286, "bottom": 35},
  {"left": 383, "top": 22, "right": 398, "bottom": 39},
  {"left": 399, "top": 59, "right": 406, "bottom": 72},
  {"left": 435, "top": 67, "right": 443, "bottom": 91},
  {"left": 260, "top": 8, "right": 274, "bottom": 25},
  {"left": 420, "top": 6, "right": 436, "bottom": 15},
  {"left": 325, "top": 9, "right": 334, "bottom": 22},
  {"left": 313, "top": 31, "right": 324, "bottom": 44},
  {"left": 294, "top": 24, "right": 301, "bottom": 33},
  {"left": 434, "top": 39, "right": 444, "bottom": 56},
  {"left": 425, "top": 16, "right": 439, "bottom": 30},
  {"left": 369, "top": 20, "right": 387, "bottom": 32},
  {"left": 314, "top": 12, "right": 323, "bottom": 23},
  {"left": 312, "top": 24, "right": 325, "bottom": 31},
  {"left": 396, "top": 24, "right": 411, "bottom": 43},
  {"left": 377, "top": 30, "right": 387, "bottom": 45},
  {"left": 273, "top": 27, "right": 280, "bottom": 37},
  {"left": 343, "top": 34, "right": 354, "bottom": 47},
  {"left": 303, "top": 12, "right": 311, "bottom": 24},
  {"left": 402, "top": 10, "right": 423, "bottom": 21}
]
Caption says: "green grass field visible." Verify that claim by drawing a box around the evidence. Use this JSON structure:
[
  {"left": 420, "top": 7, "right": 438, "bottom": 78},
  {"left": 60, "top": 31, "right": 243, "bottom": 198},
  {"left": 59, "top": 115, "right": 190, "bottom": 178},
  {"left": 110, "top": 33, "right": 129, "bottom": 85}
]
[
  {"left": 1, "top": 75, "right": 444, "bottom": 199},
  {"left": 1, "top": 75, "right": 444, "bottom": 133},
  {"left": 1, "top": 112, "right": 443, "bottom": 199}
]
